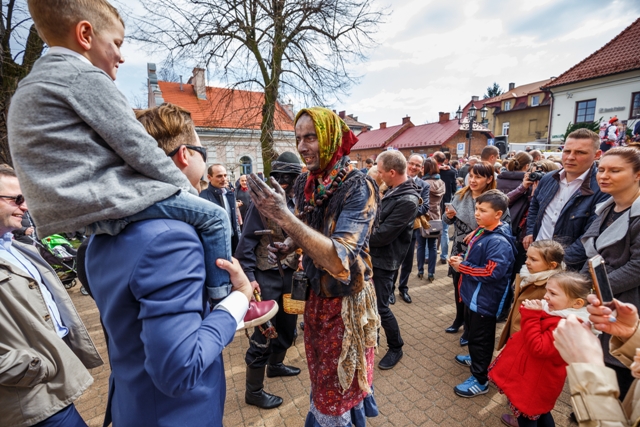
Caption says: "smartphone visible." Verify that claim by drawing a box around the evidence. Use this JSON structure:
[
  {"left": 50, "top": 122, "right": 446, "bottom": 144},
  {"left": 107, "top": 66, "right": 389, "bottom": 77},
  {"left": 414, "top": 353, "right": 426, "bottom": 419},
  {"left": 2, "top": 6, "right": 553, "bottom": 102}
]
[
  {"left": 588, "top": 255, "right": 614, "bottom": 305},
  {"left": 445, "top": 203, "right": 453, "bottom": 211}
]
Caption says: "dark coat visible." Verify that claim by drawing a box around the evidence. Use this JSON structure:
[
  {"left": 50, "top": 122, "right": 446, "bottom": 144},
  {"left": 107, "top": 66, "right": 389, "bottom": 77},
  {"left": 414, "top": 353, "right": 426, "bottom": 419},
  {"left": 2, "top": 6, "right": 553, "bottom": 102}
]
[
  {"left": 498, "top": 171, "right": 529, "bottom": 239},
  {"left": 413, "top": 176, "right": 431, "bottom": 218},
  {"left": 439, "top": 166, "right": 458, "bottom": 205},
  {"left": 458, "top": 222, "right": 517, "bottom": 317},
  {"left": 235, "top": 187, "right": 252, "bottom": 222},
  {"left": 526, "top": 164, "right": 610, "bottom": 270},
  {"left": 369, "top": 178, "right": 420, "bottom": 271},
  {"left": 581, "top": 196, "right": 640, "bottom": 368},
  {"left": 200, "top": 185, "right": 240, "bottom": 251}
]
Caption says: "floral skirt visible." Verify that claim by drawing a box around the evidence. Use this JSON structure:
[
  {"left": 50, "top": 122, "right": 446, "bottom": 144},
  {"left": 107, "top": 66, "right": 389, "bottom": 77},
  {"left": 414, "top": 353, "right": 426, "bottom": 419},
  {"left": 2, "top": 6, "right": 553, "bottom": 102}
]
[{"left": 304, "top": 290, "right": 375, "bottom": 417}]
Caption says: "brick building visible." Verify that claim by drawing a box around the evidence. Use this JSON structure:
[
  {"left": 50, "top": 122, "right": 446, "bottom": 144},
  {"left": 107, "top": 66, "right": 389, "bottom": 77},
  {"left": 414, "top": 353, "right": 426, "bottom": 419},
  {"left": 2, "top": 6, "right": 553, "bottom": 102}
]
[{"left": 351, "top": 112, "right": 493, "bottom": 167}]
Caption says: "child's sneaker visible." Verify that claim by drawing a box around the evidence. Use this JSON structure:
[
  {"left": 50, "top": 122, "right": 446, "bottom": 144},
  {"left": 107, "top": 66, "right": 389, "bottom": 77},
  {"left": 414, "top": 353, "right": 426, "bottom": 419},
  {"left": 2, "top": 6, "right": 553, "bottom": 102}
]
[
  {"left": 454, "top": 354, "right": 472, "bottom": 367},
  {"left": 454, "top": 375, "right": 488, "bottom": 397},
  {"left": 239, "top": 300, "right": 278, "bottom": 330}
]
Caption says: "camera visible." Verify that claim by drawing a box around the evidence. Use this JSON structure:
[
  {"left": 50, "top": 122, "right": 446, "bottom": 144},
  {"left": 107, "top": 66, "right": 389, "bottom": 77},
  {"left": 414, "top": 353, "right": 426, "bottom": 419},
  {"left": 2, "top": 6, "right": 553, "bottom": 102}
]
[{"left": 528, "top": 167, "right": 546, "bottom": 182}]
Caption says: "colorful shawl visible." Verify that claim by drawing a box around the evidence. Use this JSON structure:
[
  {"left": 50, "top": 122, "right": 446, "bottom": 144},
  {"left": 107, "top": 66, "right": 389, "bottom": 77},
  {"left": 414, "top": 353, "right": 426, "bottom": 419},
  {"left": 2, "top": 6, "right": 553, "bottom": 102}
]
[{"left": 294, "top": 107, "right": 359, "bottom": 201}]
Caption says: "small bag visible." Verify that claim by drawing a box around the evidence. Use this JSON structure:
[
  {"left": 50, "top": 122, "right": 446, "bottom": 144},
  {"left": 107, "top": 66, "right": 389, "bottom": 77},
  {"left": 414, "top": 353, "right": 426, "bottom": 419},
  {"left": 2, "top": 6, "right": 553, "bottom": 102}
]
[
  {"left": 420, "top": 219, "right": 443, "bottom": 238},
  {"left": 284, "top": 270, "right": 308, "bottom": 315}
]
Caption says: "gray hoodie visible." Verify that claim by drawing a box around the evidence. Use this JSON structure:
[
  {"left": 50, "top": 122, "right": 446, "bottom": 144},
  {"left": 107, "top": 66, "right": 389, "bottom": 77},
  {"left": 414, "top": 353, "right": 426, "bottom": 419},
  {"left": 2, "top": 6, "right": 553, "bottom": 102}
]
[{"left": 7, "top": 53, "right": 194, "bottom": 237}]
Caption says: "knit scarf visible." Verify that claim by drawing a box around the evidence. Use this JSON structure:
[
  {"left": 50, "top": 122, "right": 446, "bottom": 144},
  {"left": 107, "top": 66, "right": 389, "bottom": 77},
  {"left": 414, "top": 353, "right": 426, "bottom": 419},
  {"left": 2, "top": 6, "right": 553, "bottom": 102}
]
[
  {"left": 294, "top": 107, "right": 359, "bottom": 202},
  {"left": 518, "top": 265, "right": 563, "bottom": 288},
  {"left": 541, "top": 301, "right": 601, "bottom": 335}
]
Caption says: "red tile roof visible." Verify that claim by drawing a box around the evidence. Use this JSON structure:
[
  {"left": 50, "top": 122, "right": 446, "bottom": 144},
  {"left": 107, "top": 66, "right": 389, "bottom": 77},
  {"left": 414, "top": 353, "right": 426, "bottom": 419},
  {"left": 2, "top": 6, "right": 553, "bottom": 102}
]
[
  {"left": 484, "top": 79, "right": 553, "bottom": 105},
  {"left": 158, "top": 81, "right": 294, "bottom": 131},
  {"left": 351, "top": 124, "right": 406, "bottom": 149},
  {"left": 389, "top": 120, "right": 462, "bottom": 149},
  {"left": 543, "top": 17, "right": 640, "bottom": 89}
]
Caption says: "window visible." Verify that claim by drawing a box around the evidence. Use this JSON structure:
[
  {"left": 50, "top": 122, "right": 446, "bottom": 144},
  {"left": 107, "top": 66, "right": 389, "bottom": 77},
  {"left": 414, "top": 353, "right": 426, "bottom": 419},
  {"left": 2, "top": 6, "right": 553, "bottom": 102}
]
[
  {"left": 575, "top": 99, "right": 596, "bottom": 123},
  {"left": 531, "top": 95, "right": 540, "bottom": 107},
  {"left": 504, "top": 101, "right": 511, "bottom": 111},
  {"left": 502, "top": 122, "right": 510, "bottom": 136},
  {"left": 631, "top": 92, "right": 640, "bottom": 119}
]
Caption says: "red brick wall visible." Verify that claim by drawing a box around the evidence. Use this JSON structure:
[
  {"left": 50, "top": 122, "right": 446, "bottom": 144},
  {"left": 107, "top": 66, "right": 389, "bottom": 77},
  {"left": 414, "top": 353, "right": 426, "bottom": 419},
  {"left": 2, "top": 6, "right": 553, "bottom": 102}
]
[{"left": 442, "top": 131, "right": 492, "bottom": 159}]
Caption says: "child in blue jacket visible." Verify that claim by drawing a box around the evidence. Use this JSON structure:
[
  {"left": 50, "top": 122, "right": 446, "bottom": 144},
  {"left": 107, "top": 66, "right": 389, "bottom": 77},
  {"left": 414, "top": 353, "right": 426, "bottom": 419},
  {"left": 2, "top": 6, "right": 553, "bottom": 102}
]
[{"left": 449, "top": 189, "right": 516, "bottom": 397}]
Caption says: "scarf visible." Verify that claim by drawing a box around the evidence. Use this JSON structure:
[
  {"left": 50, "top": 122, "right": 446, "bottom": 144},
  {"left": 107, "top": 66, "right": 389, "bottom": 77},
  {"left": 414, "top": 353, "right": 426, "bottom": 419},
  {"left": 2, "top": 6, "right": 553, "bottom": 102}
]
[
  {"left": 422, "top": 173, "right": 440, "bottom": 180},
  {"left": 294, "top": 107, "right": 359, "bottom": 201},
  {"left": 541, "top": 300, "right": 601, "bottom": 335},
  {"left": 518, "top": 264, "right": 563, "bottom": 288}
]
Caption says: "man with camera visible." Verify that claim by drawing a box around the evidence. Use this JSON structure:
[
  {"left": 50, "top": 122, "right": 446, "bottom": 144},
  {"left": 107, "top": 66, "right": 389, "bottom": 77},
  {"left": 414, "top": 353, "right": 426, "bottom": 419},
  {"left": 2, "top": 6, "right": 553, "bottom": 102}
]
[{"left": 523, "top": 129, "right": 610, "bottom": 270}]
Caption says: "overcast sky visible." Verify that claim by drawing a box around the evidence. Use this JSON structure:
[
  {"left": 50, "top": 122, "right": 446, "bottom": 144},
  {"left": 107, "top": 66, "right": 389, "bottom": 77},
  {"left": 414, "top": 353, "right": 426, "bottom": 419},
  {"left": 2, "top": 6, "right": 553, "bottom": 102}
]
[{"left": 114, "top": 0, "right": 640, "bottom": 128}]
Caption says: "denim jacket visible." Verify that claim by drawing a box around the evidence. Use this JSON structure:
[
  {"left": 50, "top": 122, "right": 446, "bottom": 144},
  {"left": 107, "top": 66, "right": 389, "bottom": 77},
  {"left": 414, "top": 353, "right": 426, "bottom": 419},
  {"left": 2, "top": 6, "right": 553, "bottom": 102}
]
[{"left": 526, "top": 164, "right": 610, "bottom": 270}]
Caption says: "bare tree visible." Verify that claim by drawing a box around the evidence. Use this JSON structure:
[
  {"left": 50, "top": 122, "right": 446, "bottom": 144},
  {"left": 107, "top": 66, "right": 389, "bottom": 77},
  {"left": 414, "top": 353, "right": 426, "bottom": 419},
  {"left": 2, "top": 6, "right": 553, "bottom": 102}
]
[
  {"left": 0, "top": 0, "right": 45, "bottom": 165},
  {"left": 132, "top": 0, "right": 385, "bottom": 175}
]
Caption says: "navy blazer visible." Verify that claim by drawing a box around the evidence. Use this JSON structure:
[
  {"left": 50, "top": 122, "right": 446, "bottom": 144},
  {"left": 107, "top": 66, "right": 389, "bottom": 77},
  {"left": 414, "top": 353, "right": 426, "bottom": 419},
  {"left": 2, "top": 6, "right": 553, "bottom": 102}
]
[
  {"left": 86, "top": 219, "right": 237, "bottom": 427},
  {"left": 201, "top": 185, "right": 240, "bottom": 251}
]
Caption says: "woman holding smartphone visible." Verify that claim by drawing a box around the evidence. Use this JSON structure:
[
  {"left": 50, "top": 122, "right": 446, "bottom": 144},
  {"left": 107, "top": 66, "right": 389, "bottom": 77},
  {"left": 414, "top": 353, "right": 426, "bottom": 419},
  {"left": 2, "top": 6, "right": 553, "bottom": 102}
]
[
  {"left": 580, "top": 146, "right": 640, "bottom": 400},
  {"left": 442, "top": 161, "right": 510, "bottom": 342}
]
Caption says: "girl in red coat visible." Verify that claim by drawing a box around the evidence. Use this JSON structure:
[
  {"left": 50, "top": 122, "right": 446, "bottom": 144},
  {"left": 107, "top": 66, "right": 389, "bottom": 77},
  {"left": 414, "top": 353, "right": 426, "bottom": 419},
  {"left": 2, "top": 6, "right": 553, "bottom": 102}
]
[{"left": 489, "top": 272, "right": 594, "bottom": 427}]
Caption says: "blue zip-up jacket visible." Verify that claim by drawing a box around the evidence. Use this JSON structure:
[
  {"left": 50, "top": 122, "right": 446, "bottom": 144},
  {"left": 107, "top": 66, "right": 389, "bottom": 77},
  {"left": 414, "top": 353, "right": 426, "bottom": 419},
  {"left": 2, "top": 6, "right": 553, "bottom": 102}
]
[
  {"left": 459, "top": 222, "right": 517, "bottom": 317},
  {"left": 525, "top": 164, "right": 610, "bottom": 270}
]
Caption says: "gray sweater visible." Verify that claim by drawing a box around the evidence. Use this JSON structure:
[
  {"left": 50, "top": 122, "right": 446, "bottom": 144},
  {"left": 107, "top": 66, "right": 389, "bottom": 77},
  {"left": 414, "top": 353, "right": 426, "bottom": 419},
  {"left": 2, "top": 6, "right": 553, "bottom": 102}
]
[{"left": 8, "top": 54, "right": 194, "bottom": 237}]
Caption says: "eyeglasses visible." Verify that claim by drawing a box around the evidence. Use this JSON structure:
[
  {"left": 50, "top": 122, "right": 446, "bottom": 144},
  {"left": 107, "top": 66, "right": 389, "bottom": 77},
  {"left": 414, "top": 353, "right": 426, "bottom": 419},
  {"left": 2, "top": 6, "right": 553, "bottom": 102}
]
[
  {"left": 0, "top": 194, "right": 25, "bottom": 205},
  {"left": 167, "top": 145, "right": 207, "bottom": 162}
]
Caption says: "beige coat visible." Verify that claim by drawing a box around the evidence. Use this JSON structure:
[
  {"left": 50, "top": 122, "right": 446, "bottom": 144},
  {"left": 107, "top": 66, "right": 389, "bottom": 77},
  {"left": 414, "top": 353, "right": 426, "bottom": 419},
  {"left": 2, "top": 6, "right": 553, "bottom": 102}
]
[
  {"left": 497, "top": 274, "right": 548, "bottom": 349},
  {"left": 0, "top": 241, "right": 103, "bottom": 427},
  {"left": 568, "top": 323, "right": 640, "bottom": 426}
]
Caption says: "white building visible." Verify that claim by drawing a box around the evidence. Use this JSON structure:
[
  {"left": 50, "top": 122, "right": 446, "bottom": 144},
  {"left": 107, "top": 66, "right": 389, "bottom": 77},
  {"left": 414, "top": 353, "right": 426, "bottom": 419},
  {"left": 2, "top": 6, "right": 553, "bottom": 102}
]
[
  {"left": 147, "top": 63, "right": 298, "bottom": 182},
  {"left": 543, "top": 17, "right": 640, "bottom": 142}
]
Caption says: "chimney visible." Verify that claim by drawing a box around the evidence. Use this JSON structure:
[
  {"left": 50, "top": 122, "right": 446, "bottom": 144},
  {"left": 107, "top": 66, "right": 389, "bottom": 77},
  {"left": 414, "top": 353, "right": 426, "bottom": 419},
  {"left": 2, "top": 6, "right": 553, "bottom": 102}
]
[
  {"left": 339, "top": 111, "right": 346, "bottom": 119},
  {"left": 438, "top": 112, "right": 450, "bottom": 123},
  {"left": 191, "top": 67, "right": 207, "bottom": 100},
  {"left": 471, "top": 96, "right": 479, "bottom": 102},
  {"left": 147, "top": 63, "right": 164, "bottom": 108},
  {"left": 179, "top": 75, "right": 183, "bottom": 91},
  {"left": 282, "top": 103, "right": 295, "bottom": 120},
  {"left": 402, "top": 116, "right": 411, "bottom": 125},
  {"left": 380, "top": 122, "right": 387, "bottom": 129},
  {"left": 508, "top": 82, "right": 515, "bottom": 91}
]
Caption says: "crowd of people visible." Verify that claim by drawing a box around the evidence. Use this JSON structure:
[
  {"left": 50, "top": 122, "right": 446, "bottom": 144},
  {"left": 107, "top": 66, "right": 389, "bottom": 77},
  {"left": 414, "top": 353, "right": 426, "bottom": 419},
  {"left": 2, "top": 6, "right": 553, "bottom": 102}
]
[{"left": 3, "top": 1, "right": 640, "bottom": 427}]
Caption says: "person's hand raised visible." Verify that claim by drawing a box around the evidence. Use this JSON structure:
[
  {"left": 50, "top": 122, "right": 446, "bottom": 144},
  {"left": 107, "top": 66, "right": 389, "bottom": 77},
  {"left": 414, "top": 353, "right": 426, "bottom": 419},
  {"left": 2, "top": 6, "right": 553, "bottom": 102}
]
[
  {"left": 246, "top": 174, "right": 289, "bottom": 221},
  {"left": 587, "top": 294, "right": 639, "bottom": 340}
]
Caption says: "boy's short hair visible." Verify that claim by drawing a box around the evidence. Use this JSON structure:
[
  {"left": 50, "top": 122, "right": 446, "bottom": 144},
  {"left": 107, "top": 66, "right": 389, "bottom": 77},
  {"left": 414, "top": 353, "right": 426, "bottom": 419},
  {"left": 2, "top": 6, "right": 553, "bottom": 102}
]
[
  {"left": 135, "top": 104, "right": 196, "bottom": 154},
  {"left": 28, "top": 0, "right": 124, "bottom": 43},
  {"left": 475, "top": 189, "right": 508, "bottom": 214}
]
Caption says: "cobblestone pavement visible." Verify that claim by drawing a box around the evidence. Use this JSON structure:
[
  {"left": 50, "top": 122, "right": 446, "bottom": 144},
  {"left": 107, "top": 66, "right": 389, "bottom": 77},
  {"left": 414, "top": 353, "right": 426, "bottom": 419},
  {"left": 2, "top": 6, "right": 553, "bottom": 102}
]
[{"left": 71, "top": 259, "right": 578, "bottom": 427}]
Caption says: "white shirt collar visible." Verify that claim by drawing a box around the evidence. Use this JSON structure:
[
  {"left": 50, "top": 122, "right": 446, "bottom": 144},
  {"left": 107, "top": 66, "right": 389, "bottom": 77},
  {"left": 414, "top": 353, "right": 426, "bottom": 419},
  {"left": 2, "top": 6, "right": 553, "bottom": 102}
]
[
  {"left": 559, "top": 167, "right": 590, "bottom": 184},
  {"left": 47, "top": 46, "right": 92, "bottom": 66}
]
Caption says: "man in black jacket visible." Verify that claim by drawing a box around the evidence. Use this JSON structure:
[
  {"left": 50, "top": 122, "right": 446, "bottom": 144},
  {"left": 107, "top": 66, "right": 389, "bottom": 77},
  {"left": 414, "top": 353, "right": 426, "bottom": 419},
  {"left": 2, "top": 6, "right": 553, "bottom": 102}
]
[
  {"left": 393, "top": 154, "right": 429, "bottom": 303},
  {"left": 369, "top": 150, "right": 419, "bottom": 370},
  {"left": 200, "top": 164, "right": 241, "bottom": 252}
]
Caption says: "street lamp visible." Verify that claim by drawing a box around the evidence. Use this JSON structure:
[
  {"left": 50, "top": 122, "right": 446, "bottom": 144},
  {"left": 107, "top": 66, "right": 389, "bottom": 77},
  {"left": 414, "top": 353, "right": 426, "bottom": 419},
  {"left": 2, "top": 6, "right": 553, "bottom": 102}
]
[{"left": 456, "top": 101, "right": 488, "bottom": 157}]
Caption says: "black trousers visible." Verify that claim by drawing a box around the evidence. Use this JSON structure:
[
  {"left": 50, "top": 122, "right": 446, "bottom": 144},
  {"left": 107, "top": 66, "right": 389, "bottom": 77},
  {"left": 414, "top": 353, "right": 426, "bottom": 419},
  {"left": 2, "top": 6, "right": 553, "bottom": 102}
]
[
  {"left": 464, "top": 305, "right": 496, "bottom": 384},
  {"left": 373, "top": 267, "right": 404, "bottom": 350},
  {"left": 517, "top": 413, "right": 555, "bottom": 427},
  {"left": 393, "top": 229, "right": 418, "bottom": 294},
  {"left": 451, "top": 270, "right": 466, "bottom": 330},
  {"left": 245, "top": 268, "right": 298, "bottom": 367}
]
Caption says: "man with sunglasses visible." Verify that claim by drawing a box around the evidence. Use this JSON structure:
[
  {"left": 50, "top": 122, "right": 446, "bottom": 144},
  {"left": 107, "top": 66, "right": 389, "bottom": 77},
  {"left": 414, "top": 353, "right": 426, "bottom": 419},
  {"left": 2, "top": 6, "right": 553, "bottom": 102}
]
[
  {"left": 235, "top": 152, "right": 303, "bottom": 410},
  {"left": 0, "top": 166, "right": 103, "bottom": 426}
]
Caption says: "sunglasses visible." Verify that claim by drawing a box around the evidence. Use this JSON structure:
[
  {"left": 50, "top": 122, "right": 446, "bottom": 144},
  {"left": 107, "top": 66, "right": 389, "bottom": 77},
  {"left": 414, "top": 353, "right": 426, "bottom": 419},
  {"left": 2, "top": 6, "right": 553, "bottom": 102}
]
[
  {"left": 167, "top": 145, "right": 207, "bottom": 162},
  {"left": 0, "top": 194, "right": 25, "bottom": 205}
]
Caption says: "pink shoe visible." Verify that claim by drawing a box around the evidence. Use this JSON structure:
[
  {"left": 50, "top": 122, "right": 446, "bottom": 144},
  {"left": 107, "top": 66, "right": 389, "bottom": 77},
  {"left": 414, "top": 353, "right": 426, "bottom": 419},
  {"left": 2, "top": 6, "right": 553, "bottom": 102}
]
[
  {"left": 242, "top": 300, "right": 278, "bottom": 330},
  {"left": 501, "top": 413, "right": 518, "bottom": 427}
]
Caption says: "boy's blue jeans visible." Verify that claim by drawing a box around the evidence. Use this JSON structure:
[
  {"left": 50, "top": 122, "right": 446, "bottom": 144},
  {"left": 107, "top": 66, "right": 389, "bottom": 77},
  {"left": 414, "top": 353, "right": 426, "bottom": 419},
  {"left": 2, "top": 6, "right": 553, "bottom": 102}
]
[{"left": 86, "top": 191, "right": 232, "bottom": 299}]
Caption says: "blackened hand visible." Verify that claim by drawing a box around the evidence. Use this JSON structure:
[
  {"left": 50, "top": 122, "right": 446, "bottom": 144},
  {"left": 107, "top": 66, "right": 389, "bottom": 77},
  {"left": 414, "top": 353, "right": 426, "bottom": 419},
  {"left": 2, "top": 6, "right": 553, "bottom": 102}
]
[
  {"left": 247, "top": 174, "right": 288, "bottom": 221},
  {"left": 267, "top": 241, "right": 294, "bottom": 264}
]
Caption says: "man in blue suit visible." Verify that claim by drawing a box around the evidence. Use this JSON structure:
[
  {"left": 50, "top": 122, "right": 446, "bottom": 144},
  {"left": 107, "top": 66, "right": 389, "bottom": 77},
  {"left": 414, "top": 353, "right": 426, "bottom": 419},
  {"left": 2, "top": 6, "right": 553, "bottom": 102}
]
[{"left": 85, "top": 105, "right": 253, "bottom": 426}]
